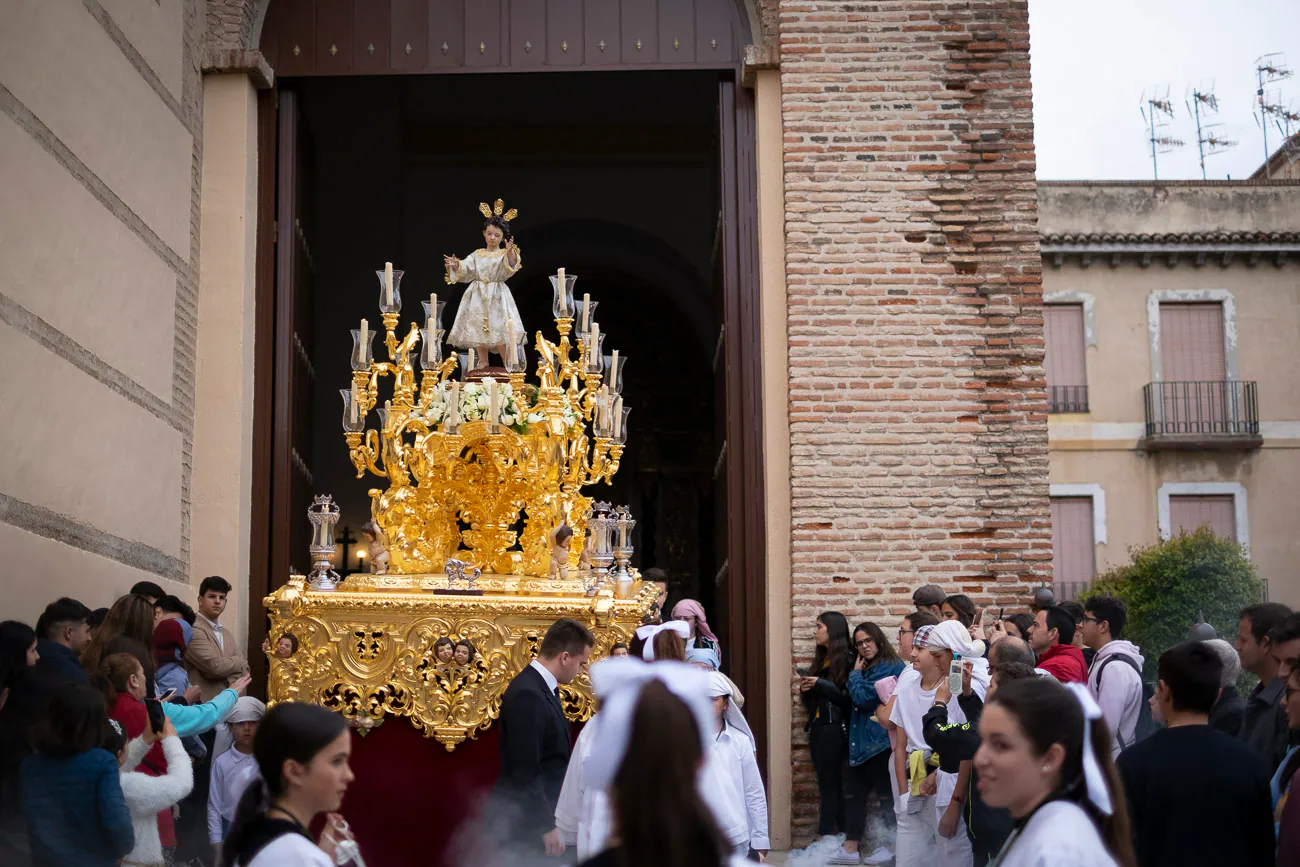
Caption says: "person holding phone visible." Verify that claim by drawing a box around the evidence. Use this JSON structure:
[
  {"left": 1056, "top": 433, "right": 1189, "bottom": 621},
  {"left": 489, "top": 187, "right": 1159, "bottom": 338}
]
[
  {"left": 799, "top": 612, "right": 856, "bottom": 845},
  {"left": 108, "top": 711, "right": 195, "bottom": 867},
  {"left": 94, "top": 652, "right": 249, "bottom": 852}
]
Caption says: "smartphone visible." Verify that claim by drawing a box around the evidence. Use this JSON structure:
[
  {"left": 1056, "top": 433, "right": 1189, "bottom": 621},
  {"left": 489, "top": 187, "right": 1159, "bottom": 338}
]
[
  {"left": 948, "top": 653, "right": 964, "bottom": 695},
  {"left": 999, "top": 607, "right": 1005, "bottom": 621},
  {"left": 143, "top": 698, "right": 166, "bottom": 735},
  {"left": 157, "top": 688, "right": 177, "bottom": 703}
]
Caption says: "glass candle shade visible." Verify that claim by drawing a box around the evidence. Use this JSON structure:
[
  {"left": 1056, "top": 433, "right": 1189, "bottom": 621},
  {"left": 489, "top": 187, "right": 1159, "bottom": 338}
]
[
  {"left": 578, "top": 297, "right": 598, "bottom": 333},
  {"left": 604, "top": 353, "right": 627, "bottom": 395},
  {"left": 422, "top": 298, "right": 446, "bottom": 332},
  {"left": 549, "top": 270, "right": 577, "bottom": 319},
  {"left": 375, "top": 266, "right": 404, "bottom": 315},
  {"left": 595, "top": 390, "right": 615, "bottom": 438},
  {"left": 583, "top": 330, "right": 606, "bottom": 374},
  {"left": 351, "top": 329, "right": 377, "bottom": 371},
  {"left": 340, "top": 388, "right": 366, "bottom": 433},
  {"left": 506, "top": 336, "right": 528, "bottom": 373},
  {"left": 420, "top": 328, "right": 445, "bottom": 369},
  {"left": 457, "top": 350, "right": 474, "bottom": 375},
  {"left": 614, "top": 405, "right": 631, "bottom": 445},
  {"left": 376, "top": 404, "right": 392, "bottom": 431}
]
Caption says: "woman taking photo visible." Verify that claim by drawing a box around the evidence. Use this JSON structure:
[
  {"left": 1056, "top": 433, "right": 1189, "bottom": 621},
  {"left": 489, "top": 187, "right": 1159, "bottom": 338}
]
[
  {"left": 220, "top": 702, "right": 358, "bottom": 867},
  {"left": 975, "top": 677, "right": 1135, "bottom": 867},
  {"left": 799, "top": 611, "right": 855, "bottom": 843},
  {"left": 81, "top": 594, "right": 158, "bottom": 693},
  {"left": 833, "top": 622, "right": 905, "bottom": 865}
]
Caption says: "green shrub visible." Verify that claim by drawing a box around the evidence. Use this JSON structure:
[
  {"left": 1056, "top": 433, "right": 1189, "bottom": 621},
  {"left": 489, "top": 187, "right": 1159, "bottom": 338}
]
[{"left": 1083, "top": 528, "right": 1262, "bottom": 680}]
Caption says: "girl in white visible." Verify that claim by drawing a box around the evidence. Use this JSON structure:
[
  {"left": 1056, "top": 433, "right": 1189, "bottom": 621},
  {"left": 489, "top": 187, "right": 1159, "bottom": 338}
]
[
  {"left": 218, "top": 702, "right": 359, "bottom": 867},
  {"left": 706, "top": 672, "right": 770, "bottom": 860},
  {"left": 976, "top": 679, "right": 1135, "bottom": 867},
  {"left": 879, "top": 621, "right": 989, "bottom": 867},
  {"left": 107, "top": 716, "right": 194, "bottom": 867},
  {"left": 208, "top": 697, "right": 266, "bottom": 852}
]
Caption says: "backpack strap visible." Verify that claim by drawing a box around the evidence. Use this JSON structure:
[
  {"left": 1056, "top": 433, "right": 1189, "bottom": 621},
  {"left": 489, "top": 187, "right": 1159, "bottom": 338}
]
[{"left": 1094, "top": 653, "right": 1143, "bottom": 749}]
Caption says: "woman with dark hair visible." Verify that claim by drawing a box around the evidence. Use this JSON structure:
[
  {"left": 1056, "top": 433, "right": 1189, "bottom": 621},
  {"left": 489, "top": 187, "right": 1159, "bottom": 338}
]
[
  {"left": 941, "top": 595, "right": 977, "bottom": 629},
  {"left": 1000, "top": 613, "right": 1035, "bottom": 643},
  {"left": 19, "top": 682, "right": 134, "bottom": 866},
  {"left": 835, "top": 622, "right": 906, "bottom": 864},
  {"left": 578, "top": 659, "right": 746, "bottom": 867},
  {"left": 629, "top": 620, "right": 689, "bottom": 663},
  {"left": 82, "top": 594, "right": 158, "bottom": 692},
  {"left": 0, "top": 621, "right": 40, "bottom": 858},
  {"left": 798, "top": 611, "right": 855, "bottom": 842},
  {"left": 444, "top": 204, "right": 524, "bottom": 371},
  {"left": 975, "top": 677, "right": 1135, "bottom": 867},
  {"left": 219, "top": 702, "right": 358, "bottom": 867}
]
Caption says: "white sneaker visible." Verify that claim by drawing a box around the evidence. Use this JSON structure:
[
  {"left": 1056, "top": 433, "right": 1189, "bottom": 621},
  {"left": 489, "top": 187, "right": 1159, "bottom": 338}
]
[
  {"left": 862, "top": 846, "right": 894, "bottom": 865},
  {"left": 826, "top": 847, "right": 860, "bottom": 865}
]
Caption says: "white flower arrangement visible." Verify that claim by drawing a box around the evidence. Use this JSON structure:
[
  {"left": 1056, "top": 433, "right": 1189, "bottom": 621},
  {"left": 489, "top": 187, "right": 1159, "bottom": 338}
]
[{"left": 410, "top": 381, "right": 574, "bottom": 436}]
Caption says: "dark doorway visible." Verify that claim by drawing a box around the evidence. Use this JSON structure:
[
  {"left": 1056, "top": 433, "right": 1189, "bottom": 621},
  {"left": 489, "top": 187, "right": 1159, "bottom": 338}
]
[{"left": 250, "top": 66, "right": 766, "bottom": 772}]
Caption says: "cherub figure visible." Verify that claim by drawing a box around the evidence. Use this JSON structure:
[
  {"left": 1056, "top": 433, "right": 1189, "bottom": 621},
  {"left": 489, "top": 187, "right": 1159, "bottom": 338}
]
[
  {"left": 549, "top": 525, "right": 574, "bottom": 581},
  {"left": 360, "top": 520, "right": 390, "bottom": 575},
  {"left": 433, "top": 637, "right": 455, "bottom": 665}
]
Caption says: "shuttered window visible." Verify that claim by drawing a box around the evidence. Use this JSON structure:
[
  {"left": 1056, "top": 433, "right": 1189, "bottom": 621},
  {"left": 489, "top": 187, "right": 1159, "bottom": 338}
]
[
  {"left": 1160, "top": 303, "right": 1226, "bottom": 381},
  {"left": 1169, "top": 495, "right": 1236, "bottom": 540},
  {"left": 1045, "top": 304, "right": 1087, "bottom": 412},
  {"left": 1051, "top": 496, "right": 1096, "bottom": 586}
]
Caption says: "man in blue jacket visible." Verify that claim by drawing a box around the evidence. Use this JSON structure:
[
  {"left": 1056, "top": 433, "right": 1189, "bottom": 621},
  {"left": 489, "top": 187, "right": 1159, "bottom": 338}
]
[{"left": 33, "top": 598, "right": 92, "bottom": 686}]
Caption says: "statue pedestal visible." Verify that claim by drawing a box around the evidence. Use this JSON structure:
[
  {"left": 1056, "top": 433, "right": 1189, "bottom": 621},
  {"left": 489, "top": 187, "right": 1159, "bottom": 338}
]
[{"left": 264, "top": 574, "right": 651, "bottom": 750}]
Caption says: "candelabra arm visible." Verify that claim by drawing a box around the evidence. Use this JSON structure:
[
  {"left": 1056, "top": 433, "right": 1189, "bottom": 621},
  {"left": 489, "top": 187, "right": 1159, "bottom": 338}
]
[{"left": 362, "top": 428, "right": 389, "bottom": 478}]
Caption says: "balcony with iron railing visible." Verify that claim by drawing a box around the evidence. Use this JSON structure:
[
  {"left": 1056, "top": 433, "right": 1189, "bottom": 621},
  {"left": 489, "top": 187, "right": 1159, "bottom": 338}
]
[
  {"left": 1048, "top": 384, "right": 1089, "bottom": 414},
  {"left": 1141, "top": 380, "right": 1262, "bottom": 450}
]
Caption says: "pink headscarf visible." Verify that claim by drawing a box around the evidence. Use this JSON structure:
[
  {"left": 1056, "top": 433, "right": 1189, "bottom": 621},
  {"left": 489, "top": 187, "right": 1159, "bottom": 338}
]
[{"left": 670, "top": 599, "right": 721, "bottom": 661}]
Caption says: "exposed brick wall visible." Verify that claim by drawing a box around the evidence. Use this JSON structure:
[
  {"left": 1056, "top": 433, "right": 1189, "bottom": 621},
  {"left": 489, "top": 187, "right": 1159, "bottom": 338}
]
[{"left": 778, "top": 0, "right": 1049, "bottom": 841}]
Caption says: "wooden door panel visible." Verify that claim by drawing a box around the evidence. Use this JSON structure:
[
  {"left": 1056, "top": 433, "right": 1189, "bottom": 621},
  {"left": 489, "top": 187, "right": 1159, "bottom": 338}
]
[
  {"left": 621, "top": 0, "right": 657, "bottom": 63},
  {"left": 696, "top": 0, "right": 734, "bottom": 61},
  {"left": 509, "top": 0, "right": 546, "bottom": 68},
  {"left": 658, "top": 0, "right": 695, "bottom": 63},
  {"left": 465, "top": 0, "right": 502, "bottom": 67},
  {"left": 316, "top": 0, "right": 354, "bottom": 73},
  {"left": 390, "top": 0, "right": 429, "bottom": 70},
  {"left": 276, "top": 0, "right": 317, "bottom": 75},
  {"left": 547, "top": 0, "right": 584, "bottom": 66},
  {"left": 353, "top": 0, "right": 391, "bottom": 72},
  {"left": 427, "top": 0, "right": 465, "bottom": 67}
]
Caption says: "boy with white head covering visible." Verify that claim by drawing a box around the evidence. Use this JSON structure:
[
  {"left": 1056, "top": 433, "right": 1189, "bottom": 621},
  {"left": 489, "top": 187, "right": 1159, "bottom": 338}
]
[
  {"left": 880, "top": 620, "right": 988, "bottom": 867},
  {"left": 207, "top": 696, "right": 265, "bottom": 854},
  {"left": 706, "top": 671, "right": 769, "bottom": 859}
]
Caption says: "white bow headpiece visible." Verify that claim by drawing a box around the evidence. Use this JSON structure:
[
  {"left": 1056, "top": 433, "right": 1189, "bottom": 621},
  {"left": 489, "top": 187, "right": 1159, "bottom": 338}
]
[
  {"left": 635, "top": 620, "right": 691, "bottom": 661},
  {"left": 706, "top": 671, "right": 755, "bottom": 751},
  {"left": 585, "top": 658, "right": 714, "bottom": 791},
  {"left": 1064, "top": 682, "right": 1114, "bottom": 816}
]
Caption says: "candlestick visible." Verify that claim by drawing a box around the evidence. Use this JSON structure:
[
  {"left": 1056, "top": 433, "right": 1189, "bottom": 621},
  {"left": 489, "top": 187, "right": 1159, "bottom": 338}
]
[
  {"left": 613, "top": 397, "right": 624, "bottom": 439},
  {"left": 450, "top": 381, "right": 460, "bottom": 427},
  {"left": 610, "top": 349, "right": 619, "bottom": 393},
  {"left": 582, "top": 293, "right": 591, "bottom": 331},
  {"left": 360, "top": 319, "right": 369, "bottom": 355},
  {"left": 557, "top": 268, "right": 568, "bottom": 315},
  {"left": 384, "top": 263, "right": 394, "bottom": 308},
  {"left": 350, "top": 381, "right": 360, "bottom": 426},
  {"left": 488, "top": 378, "right": 499, "bottom": 425},
  {"left": 507, "top": 321, "right": 518, "bottom": 368},
  {"left": 430, "top": 293, "right": 438, "bottom": 328}
]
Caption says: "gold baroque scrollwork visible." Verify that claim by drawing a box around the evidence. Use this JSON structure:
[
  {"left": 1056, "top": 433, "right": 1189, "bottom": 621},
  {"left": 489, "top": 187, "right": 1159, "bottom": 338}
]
[{"left": 266, "top": 578, "right": 654, "bottom": 750}]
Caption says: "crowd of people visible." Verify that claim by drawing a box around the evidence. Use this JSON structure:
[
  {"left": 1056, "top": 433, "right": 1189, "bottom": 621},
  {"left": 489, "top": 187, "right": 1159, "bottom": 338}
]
[
  {"left": 793, "top": 585, "right": 1300, "bottom": 867},
  {"left": 0, "top": 578, "right": 294, "bottom": 867},
  {"left": 7, "top": 576, "right": 1300, "bottom": 867}
]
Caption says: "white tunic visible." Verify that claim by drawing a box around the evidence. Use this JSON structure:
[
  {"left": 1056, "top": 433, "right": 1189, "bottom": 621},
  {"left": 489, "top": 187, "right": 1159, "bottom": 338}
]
[
  {"left": 447, "top": 248, "right": 524, "bottom": 350},
  {"left": 705, "top": 727, "right": 770, "bottom": 851},
  {"left": 991, "top": 800, "right": 1119, "bottom": 867},
  {"left": 243, "top": 833, "right": 333, "bottom": 867}
]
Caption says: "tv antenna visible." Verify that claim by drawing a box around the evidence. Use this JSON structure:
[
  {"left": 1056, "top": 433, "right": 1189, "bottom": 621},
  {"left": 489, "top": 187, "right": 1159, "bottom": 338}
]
[
  {"left": 1140, "top": 86, "right": 1183, "bottom": 180},
  {"left": 1255, "top": 54, "right": 1294, "bottom": 177},
  {"left": 1186, "top": 84, "right": 1237, "bottom": 180}
]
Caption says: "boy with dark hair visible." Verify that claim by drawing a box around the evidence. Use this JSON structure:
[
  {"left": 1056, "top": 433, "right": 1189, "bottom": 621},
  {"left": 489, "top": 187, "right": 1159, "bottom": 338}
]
[
  {"left": 912, "top": 585, "right": 946, "bottom": 618},
  {"left": 183, "top": 575, "right": 249, "bottom": 702},
  {"left": 1269, "top": 612, "right": 1300, "bottom": 680},
  {"left": 1083, "top": 594, "right": 1147, "bottom": 755},
  {"left": 1027, "top": 606, "right": 1087, "bottom": 684},
  {"left": 129, "top": 581, "right": 166, "bottom": 603},
  {"left": 33, "top": 598, "right": 92, "bottom": 685},
  {"left": 1118, "top": 641, "right": 1274, "bottom": 867},
  {"left": 1237, "top": 602, "right": 1293, "bottom": 771}
]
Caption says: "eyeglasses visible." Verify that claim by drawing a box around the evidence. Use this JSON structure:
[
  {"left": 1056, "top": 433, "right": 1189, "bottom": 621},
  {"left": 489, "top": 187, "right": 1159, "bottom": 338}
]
[
  {"left": 897, "top": 629, "right": 914, "bottom": 637},
  {"left": 1081, "top": 615, "right": 1099, "bottom": 624},
  {"left": 855, "top": 639, "right": 874, "bottom": 648}
]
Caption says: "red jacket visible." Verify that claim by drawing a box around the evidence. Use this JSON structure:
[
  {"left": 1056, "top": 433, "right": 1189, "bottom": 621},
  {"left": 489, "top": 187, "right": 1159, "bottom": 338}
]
[
  {"left": 110, "top": 692, "right": 176, "bottom": 847},
  {"left": 1037, "top": 644, "right": 1088, "bottom": 685}
]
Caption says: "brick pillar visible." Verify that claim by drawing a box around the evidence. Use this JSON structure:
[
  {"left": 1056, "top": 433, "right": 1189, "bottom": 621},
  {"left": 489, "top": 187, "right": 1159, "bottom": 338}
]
[{"left": 778, "top": 0, "right": 1050, "bottom": 840}]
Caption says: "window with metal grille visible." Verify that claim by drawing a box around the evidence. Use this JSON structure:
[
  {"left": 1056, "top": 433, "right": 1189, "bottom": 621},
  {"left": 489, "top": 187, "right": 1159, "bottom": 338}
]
[
  {"left": 1051, "top": 496, "right": 1096, "bottom": 586},
  {"left": 1169, "top": 495, "right": 1236, "bottom": 540},
  {"left": 1045, "top": 304, "right": 1088, "bottom": 412}
]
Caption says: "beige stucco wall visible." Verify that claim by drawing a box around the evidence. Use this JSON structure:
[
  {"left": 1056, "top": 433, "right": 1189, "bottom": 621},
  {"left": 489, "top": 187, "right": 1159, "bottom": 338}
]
[
  {"left": 755, "top": 67, "right": 793, "bottom": 851},
  {"left": 0, "top": 0, "right": 198, "bottom": 622},
  {"left": 191, "top": 74, "right": 262, "bottom": 648}
]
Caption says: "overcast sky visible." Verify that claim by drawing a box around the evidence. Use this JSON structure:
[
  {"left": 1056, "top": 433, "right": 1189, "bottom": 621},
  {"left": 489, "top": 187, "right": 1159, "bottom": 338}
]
[{"left": 1029, "top": 0, "right": 1300, "bottom": 180}]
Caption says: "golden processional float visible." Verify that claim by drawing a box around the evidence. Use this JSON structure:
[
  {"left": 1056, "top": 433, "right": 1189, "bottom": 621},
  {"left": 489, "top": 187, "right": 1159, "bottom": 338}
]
[{"left": 265, "top": 201, "right": 652, "bottom": 750}]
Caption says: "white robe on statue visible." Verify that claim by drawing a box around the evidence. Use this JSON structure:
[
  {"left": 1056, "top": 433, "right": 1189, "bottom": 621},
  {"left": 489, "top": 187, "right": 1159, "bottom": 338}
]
[
  {"left": 447, "top": 248, "right": 524, "bottom": 351},
  {"left": 989, "top": 800, "right": 1118, "bottom": 867}
]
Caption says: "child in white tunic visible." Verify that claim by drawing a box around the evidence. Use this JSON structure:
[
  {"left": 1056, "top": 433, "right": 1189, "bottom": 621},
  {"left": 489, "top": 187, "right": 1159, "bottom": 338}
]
[{"left": 706, "top": 672, "right": 770, "bottom": 858}]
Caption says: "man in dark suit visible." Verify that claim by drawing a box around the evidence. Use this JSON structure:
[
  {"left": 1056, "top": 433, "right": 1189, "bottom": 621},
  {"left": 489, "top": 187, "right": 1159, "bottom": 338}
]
[{"left": 491, "top": 617, "right": 595, "bottom": 861}]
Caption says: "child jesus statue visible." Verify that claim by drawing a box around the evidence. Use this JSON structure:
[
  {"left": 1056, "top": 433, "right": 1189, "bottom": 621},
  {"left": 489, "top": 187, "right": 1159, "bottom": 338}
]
[{"left": 444, "top": 199, "right": 524, "bottom": 372}]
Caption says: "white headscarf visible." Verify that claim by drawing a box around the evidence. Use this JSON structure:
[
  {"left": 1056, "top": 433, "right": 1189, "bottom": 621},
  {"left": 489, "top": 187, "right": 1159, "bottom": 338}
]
[
  {"left": 1064, "top": 682, "right": 1114, "bottom": 816},
  {"left": 585, "top": 658, "right": 714, "bottom": 792},
  {"left": 924, "top": 620, "right": 992, "bottom": 694},
  {"left": 706, "top": 671, "right": 755, "bottom": 752},
  {"left": 635, "top": 620, "right": 691, "bottom": 661}
]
